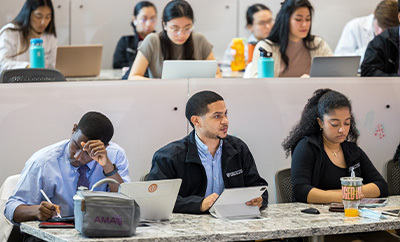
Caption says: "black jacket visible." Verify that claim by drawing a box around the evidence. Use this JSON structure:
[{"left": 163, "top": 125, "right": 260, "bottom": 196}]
[
  {"left": 113, "top": 33, "right": 141, "bottom": 69},
  {"left": 291, "top": 134, "right": 388, "bottom": 203},
  {"left": 361, "top": 27, "right": 399, "bottom": 76},
  {"left": 147, "top": 131, "right": 268, "bottom": 214}
]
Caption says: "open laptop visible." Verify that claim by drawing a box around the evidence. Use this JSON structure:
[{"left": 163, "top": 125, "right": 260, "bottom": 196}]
[
  {"left": 310, "top": 56, "right": 361, "bottom": 77},
  {"left": 55, "top": 45, "right": 103, "bottom": 77},
  {"left": 161, "top": 60, "right": 217, "bottom": 79},
  {"left": 120, "top": 178, "right": 182, "bottom": 221}
]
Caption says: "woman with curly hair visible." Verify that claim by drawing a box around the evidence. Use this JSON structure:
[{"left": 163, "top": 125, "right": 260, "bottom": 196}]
[{"left": 282, "top": 88, "right": 388, "bottom": 203}]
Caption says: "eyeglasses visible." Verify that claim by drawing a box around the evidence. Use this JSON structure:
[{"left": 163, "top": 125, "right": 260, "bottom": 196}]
[
  {"left": 137, "top": 18, "right": 156, "bottom": 24},
  {"left": 167, "top": 26, "right": 194, "bottom": 36},
  {"left": 255, "top": 19, "right": 275, "bottom": 26}
]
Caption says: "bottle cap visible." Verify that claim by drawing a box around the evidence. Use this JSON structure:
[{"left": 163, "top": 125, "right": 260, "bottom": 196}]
[
  {"left": 232, "top": 38, "right": 243, "bottom": 44},
  {"left": 259, "top": 47, "right": 272, "bottom": 58},
  {"left": 30, "top": 38, "right": 43, "bottom": 44}
]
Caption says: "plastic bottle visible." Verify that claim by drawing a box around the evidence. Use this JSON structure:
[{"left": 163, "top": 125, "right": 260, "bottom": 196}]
[
  {"left": 257, "top": 47, "right": 274, "bottom": 78},
  {"left": 230, "top": 38, "right": 246, "bottom": 71},
  {"left": 30, "top": 38, "right": 45, "bottom": 68},
  {"left": 247, "top": 41, "right": 257, "bottom": 65}
]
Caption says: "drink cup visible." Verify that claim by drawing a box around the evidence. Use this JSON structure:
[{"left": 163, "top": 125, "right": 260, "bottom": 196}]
[{"left": 340, "top": 177, "right": 363, "bottom": 217}]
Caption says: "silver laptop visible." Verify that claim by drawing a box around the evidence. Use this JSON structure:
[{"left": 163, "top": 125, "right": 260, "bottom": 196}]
[
  {"left": 55, "top": 45, "right": 103, "bottom": 77},
  {"left": 120, "top": 178, "right": 182, "bottom": 221},
  {"left": 310, "top": 56, "right": 361, "bottom": 77},
  {"left": 161, "top": 60, "right": 217, "bottom": 79}
]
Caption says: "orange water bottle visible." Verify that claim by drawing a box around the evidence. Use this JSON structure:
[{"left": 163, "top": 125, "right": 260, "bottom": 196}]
[{"left": 230, "top": 38, "right": 245, "bottom": 71}]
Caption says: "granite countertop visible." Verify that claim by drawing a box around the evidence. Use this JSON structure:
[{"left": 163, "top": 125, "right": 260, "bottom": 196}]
[{"left": 21, "top": 196, "right": 400, "bottom": 242}]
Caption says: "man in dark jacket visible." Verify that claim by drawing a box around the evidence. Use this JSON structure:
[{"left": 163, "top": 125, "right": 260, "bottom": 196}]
[
  {"left": 361, "top": 3, "right": 400, "bottom": 76},
  {"left": 147, "top": 90, "right": 268, "bottom": 214}
]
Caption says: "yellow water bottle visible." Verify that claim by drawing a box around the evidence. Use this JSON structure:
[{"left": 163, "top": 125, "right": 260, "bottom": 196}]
[{"left": 231, "top": 38, "right": 245, "bottom": 71}]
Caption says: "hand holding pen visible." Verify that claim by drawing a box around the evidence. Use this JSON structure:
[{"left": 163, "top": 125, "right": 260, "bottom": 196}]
[{"left": 40, "top": 189, "right": 61, "bottom": 218}]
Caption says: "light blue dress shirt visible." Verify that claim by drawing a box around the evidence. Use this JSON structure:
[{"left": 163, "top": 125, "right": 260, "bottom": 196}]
[
  {"left": 398, "top": 26, "right": 400, "bottom": 75},
  {"left": 195, "top": 133, "right": 224, "bottom": 197},
  {"left": 5, "top": 140, "right": 130, "bottom": 222}
]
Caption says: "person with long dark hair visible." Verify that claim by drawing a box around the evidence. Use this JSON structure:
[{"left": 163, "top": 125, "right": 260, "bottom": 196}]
[
  {"left": 128, "top": 0, "right": 221, "bottom": 79},
  {"left": 113, "top": 1, "right": 157, "bottom": 78},
  {"left": 244, "top": 0, "right": 332, "bottom": 78},
  {"left": 282, "top": 88, "right": 388, "bottom": 204},
  {"left": 0, "top": 0, "right": 57, "bottom": 74}
]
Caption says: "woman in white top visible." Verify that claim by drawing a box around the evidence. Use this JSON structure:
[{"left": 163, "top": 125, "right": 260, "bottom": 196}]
[
  {"left": 244, "top": 0, "right": 332, "bottom": 78},
  {"left": 0, "top": 0, "right": 57, "bottom": 74},
  {"left": 128, "top": 0, "right": 221, "bottom": 79}
]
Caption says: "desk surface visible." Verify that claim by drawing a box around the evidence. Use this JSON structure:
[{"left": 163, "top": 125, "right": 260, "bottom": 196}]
[
  {"left": 66, "top": 69, "right": 122, "bottom": 81},
  {"left": 21, "top": 196, "right": 400, "bottom": 242}
]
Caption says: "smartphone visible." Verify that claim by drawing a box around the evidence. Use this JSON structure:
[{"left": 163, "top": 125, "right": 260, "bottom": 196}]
[
  {"left": 382, "top": 209, "right": 400, "bottom": 217},
  {"left": 329, "top": 203, "right": 344, "bottom": 212},
  {"left": 359, "top": 198, "right": 388, "bottom": 208},
  {"left": 39, "top": 222, "right": 75, "bottom": 228}
]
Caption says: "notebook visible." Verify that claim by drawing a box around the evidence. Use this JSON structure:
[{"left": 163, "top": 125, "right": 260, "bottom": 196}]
[
  {"left": 120, "top": 178, "right": 182, "bottom": 221},
  {"left": 309, "top": 56, "right": 361, "bottom": 77},
  {"left": 55, "top": 45, "right": 103, "bottom": 77},
  {"left": 161, "top": 60, "right": 217, "bottom": 79},
  {"left": 209, "top": 185, "right": 267, "bottom": 220}
]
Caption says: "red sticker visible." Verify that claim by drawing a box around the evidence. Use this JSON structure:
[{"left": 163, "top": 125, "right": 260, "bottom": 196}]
[{"left": 148, "top": 184, "right": 158, "bottom": 193}]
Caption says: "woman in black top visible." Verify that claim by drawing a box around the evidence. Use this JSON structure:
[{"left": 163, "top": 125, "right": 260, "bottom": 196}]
[
  {"left": 282, "top": 88, "right": 388, "bottom": 203},
  {"left": 113, "top": 1, "right": 157, "bottom": 78}
]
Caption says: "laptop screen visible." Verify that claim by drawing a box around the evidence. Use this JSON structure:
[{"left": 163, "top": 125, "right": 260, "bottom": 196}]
[
  {"left": 55, "top": 45, "right": 103, "bottom": 77},
  {"left": 161, "top": 60, "right": 217, "bottom": 79},
  {"left": 120, "top": 178, "right": 182, "bottom": 221},
  {"left": 309, "top": 56, "right": 361, "bottom": 77}
]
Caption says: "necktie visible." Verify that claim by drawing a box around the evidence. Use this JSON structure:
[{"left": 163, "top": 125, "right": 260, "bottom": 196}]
[{"left": 77, "top": 165, "right": 90, "bottom": 190}]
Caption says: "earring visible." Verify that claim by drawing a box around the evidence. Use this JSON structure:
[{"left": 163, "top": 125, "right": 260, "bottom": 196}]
[{"left": 320, "top": 127, "right": 322, "bottom": 131}]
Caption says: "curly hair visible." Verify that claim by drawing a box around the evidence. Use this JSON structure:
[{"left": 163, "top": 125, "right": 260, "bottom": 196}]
[{"left": 282, "top": 88, "right": 359, "bottom": 157}]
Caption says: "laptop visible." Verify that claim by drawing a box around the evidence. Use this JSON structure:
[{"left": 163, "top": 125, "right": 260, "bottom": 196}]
[
  {"left": 161, "top": 60, "right": 217, "bottom": 79},
  {"left": 309, "top": 56, "right": 361, "bottom": 77},
  {"left": 120, "top": 178, "right": 182, "bottom": 221},
  {"left": 55, "top": 45, "right": 103, "bottom": 77}
]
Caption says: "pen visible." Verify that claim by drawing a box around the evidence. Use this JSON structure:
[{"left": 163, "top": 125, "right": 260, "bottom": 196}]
[{"left": 40, "top": 189, "right": 62, "bottom": 218}]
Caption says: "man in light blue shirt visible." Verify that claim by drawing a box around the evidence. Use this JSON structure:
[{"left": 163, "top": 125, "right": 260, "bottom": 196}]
[
  {"left": 5, "top": 111, "right": 130, "bottom": 224},
  {"left": 195, "top": 133, "right": 224, "bottom": 197}
]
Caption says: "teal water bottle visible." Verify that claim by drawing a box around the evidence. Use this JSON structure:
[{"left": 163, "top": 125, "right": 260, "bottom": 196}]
[
  {"left": 30, "top": 38, "right": 45, "bottom": 68},
  {"left": 257, "top": 47, "right": 274, "bottom": 78}
]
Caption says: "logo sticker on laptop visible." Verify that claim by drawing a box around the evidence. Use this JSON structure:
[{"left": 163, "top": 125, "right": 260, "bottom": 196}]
[{"left": 148, "top": 184, "right": 158, "bottom": 193}]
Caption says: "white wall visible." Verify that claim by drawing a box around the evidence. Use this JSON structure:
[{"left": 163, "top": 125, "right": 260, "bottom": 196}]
[
  {"left": 0, "top": 0, "right": 382, "bottom": 68},
  {"left": 1, "top": 78, "right": 399, "bottom": 204}
]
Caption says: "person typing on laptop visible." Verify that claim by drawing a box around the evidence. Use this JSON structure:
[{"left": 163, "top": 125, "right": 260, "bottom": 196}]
[
  {"left": 128, "top": 0, "right": 222, "bottom": 79},
  {"left": 5, "top": 111, "right": 130, "bottom": 228},
  {"left": 147, "top": 90, "right": 268, "bottom": 214}
]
